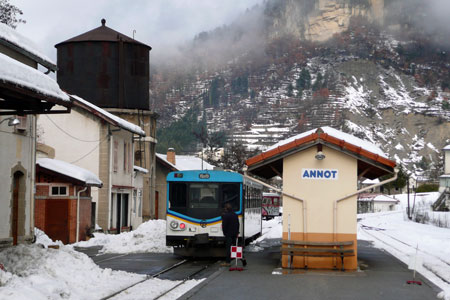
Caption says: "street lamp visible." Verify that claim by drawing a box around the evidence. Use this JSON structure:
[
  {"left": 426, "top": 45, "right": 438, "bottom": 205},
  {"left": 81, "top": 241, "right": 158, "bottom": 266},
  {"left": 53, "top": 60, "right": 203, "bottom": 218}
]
[{"left": 0, "top": 117, "right": 20, "bottom": 126}]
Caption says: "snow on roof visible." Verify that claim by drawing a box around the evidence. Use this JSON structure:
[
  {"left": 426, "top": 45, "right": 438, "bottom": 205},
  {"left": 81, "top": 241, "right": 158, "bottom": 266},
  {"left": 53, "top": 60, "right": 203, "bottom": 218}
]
[
  {"left": 133, "top": 165, "right": 148, "bottom": 174},
  {"left": 0, "top": 22, "right": 55, "bottom": 66},
  {"left": 358, "top": 193, "right": 399, "bottom": 203},
  {"left": 0, "top": 53, "right": 69, "bottom": 102},
  {"left": 268, "top": 126, "right": 388, "bottom": 158},
  {"left": 37, "top": 158, "right": 102, "bottom": 187},
  {"left": 362, "top": 178, "right": 380, "bottom": 185},
  {"left": 156, "top": 153, "right": 215, "bottom": 171},
  {"left": 71, "top": 95, "right": 145, "bottom": 136}
]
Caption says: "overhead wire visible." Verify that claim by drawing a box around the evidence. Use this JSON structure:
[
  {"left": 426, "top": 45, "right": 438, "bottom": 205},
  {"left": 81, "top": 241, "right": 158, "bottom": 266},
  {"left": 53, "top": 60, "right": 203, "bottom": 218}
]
[
  {"left": 44, "top": 114, "right": 103, "bottom": 142},
  {"left": 70, "top": 134, "right": 109, "bottom": 164}
]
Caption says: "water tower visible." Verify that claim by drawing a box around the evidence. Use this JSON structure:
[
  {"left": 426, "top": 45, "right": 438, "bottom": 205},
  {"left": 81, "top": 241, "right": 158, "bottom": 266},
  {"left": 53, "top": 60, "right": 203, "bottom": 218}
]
[{"left": 55, "top": 19, "right": 158, "bottom": 221}]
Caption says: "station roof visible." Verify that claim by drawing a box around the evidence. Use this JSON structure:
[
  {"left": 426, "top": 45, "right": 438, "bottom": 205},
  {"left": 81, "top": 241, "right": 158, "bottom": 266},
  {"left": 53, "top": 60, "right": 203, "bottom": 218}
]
[
  {"left": 0, "top": 53, "right": 71, "bottom": 115},
  {"left": 0, "top": 22, "right": 56, "bottom": 71},
  {"left": 246, "top": 127, "right": 396, "bottom": 180},
  {"left": 55, "top": 19, "right": 152, "bottom": 50}
]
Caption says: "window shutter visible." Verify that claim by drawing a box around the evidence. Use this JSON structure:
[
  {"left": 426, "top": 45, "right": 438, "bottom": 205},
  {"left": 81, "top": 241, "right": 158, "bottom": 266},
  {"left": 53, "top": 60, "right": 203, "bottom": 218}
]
[{"left": 113, "top": 140, "right": 118, "bottom": 172}]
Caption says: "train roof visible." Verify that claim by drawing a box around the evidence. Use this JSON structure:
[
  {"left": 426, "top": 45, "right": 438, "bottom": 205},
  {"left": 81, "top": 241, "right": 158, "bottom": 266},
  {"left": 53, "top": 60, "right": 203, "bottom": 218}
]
[{"left": 167, "top": 170, "right": 243, "bottom": 182}]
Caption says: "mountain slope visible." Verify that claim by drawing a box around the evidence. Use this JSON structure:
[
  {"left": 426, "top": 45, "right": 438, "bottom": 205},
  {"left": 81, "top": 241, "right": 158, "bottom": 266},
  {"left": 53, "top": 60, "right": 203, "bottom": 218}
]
[{"left": 151, "top": 0, "right": 450, "bottom": 179}]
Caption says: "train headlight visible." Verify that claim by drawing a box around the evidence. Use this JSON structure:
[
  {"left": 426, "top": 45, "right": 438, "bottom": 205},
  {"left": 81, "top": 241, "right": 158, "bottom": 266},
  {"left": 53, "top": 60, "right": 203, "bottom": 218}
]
[
  {"left": 170, "top": 220, "right": 178, "bottom": 229},
  {"left": 179, "top": 223, "right": 186, "bottom": 230}
]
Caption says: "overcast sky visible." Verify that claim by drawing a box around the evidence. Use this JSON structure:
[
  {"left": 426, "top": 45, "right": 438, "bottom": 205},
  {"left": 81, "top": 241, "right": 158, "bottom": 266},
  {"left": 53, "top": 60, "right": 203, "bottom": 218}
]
[{"left": 12, "top": 0, "right": 264, "bottom": 63}]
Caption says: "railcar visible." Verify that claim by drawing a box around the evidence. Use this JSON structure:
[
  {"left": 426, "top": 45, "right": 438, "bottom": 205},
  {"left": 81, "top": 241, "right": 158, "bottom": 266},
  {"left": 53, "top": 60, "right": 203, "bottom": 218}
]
[
  {"left": 262, "top": 192, "right": 282, "bottom": 220},
  {"left": 166, "top": 170, "right": 262, "bottom": 257}
]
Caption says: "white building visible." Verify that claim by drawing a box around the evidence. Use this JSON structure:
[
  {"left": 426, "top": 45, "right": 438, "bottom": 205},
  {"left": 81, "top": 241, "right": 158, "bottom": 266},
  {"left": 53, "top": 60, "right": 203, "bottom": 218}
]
[
  {"left": 0, "top": 23, "right": 71, "bottom": 248},
  {"left": 358, "top": 193, "right": 400, "bottom": 213},
  {"left": 38, "top": 95, "right": 145, "bottom": 233},
  {"left": 439, "top": 145, "right": 450, "bottom": 193}
]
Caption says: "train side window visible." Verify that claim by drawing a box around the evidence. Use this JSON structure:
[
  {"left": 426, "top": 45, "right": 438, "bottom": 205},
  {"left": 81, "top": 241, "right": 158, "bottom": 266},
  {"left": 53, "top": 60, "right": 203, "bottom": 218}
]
[{"left": 169, "top": 183, "right": 187, "bottom": 208}]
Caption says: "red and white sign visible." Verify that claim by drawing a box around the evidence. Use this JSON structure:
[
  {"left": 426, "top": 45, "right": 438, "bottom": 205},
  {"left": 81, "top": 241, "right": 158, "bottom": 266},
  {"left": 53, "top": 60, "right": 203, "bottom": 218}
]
[{"left": 231, "top": 246, "right": 243, "bottom": 259}]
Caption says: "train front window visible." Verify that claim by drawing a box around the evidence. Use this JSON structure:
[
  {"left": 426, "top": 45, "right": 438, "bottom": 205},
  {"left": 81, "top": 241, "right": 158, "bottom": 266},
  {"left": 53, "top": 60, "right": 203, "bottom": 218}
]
[
  {"left": 189, "top": 183, "right": 219, "bottom": 208},
  {"left": 168, "top": 182, "right": 241, "bottom": 219},
  {"left": 169, "top": 183, "right": 187, "bottom": 208}
]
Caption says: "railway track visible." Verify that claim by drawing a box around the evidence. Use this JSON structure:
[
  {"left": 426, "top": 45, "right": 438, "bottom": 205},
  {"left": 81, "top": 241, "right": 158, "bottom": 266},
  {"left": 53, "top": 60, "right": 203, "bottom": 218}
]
[
  {"left": 100, "top": 259, "right": 213, "bottom": 300},
  {"left": 359, "top": 220, "right": 450, "bottom": 285}
]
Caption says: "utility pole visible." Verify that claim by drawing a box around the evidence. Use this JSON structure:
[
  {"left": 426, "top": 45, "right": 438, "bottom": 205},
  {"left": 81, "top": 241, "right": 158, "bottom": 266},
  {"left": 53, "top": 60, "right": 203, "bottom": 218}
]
[{"left": 407, "top": 176, "right": 412, "bottom": 220}]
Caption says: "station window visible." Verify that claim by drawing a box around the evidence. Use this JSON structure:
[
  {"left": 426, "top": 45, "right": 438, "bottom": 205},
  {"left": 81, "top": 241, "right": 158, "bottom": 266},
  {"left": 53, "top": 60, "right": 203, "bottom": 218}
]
[{"left": 50, "top": 185, "right": 68, "bottom": 196}]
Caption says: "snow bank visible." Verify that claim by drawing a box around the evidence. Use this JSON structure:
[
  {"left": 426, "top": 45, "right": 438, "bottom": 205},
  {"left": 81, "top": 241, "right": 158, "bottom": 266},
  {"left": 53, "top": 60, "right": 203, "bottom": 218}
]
[
  {"left": 34, "top": 227, "right": 62, "bottom": 248},
  {"left": 0, "top": 228, "right": 203, "bottom": 300},
  {"left": 246, "top": 216, "right": 282, "bottom": 252},
  {"left": 0, "top": 244, "right": 143, "bottom": 300},
  {"left": 74, "top": 220, "right": 173, "bottom": 254}
]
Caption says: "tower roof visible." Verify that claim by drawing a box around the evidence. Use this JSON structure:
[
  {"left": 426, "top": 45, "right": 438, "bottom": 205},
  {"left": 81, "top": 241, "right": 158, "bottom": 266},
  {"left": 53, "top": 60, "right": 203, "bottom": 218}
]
[{"left": 55, "top": 19, "right": 151, "bottom": 50}]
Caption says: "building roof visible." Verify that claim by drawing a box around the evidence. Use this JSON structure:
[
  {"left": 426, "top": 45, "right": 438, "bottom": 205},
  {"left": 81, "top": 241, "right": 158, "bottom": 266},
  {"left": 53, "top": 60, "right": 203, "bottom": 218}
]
[
  {"left": 156, "top": 153, "right": 215, "bottom": 171},
  {"left": 246, "top": 127, "right": 396, "bottom": 179},
  {"left": 133, "top": 165, "right": 148, "bottom": 174},
  {"left": 37, "top": 158, "right": 102, "bottom": 187},
  {"left": 55, "top": 19, "right": 151, "bottom": 50},
  {"left": 358, "top": 193, "right": 399, "bottom": 203},
  {"left": 0, "top": 22, "right": 56, "bottom": 71},
  {"left": 71, "top": 94, "right": 145, "bottom": 136},
  {"left": 362, "top": 178, "right": 380, "bottom": 185},
  {"left": 0, "top": 53, "right": 71, "bottom": 115}
]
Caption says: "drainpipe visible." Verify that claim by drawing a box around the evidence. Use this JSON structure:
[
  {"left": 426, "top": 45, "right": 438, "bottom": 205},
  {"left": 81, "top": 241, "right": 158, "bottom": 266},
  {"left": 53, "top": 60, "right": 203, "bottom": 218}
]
[
  {"left": 333, "top": 168, "right": 399, "bottom": 241},
  {"left": 243, "top": 174, "right": 307, "bottom": 240},
  {"left": 76, "top": 186, "right": 88, "bottom": 243}
]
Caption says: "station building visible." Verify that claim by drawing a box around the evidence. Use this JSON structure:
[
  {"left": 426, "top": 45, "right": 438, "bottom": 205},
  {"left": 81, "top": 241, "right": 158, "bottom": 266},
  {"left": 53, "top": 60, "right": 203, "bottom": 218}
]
[{"left": 246, "top": 127, "right": 396, "bottom": 271}]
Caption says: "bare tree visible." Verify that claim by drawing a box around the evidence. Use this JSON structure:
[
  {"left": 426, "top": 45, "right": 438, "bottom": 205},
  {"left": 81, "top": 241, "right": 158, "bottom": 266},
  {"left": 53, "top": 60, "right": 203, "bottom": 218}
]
[{"left": 0, "top": 0, "right": 25, "bottom": 29}]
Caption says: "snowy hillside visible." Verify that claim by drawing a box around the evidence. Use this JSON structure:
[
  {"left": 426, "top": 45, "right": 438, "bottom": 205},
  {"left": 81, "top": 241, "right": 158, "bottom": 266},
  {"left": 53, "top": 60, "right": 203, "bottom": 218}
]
[{"left": 152, "top": 0, "right": 450, "bottom": 177}]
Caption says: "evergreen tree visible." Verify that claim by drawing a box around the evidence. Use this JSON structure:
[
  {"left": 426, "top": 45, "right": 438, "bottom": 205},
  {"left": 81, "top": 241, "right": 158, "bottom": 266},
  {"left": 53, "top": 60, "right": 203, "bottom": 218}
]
[
  {"left": 206, "top": 77, "right": 222, "bottom": 108},
  {"left": 156, "top": 105, "right": 202, "bottom": 153},
  {"left": 380, "top": 166, "right": 408, "bottom": 195},
  {"left": 296, "top": 68, "right": 311, "bottom": 92},
  {"left": 312, "top": 72, "right": 323, "bottom": 91}
]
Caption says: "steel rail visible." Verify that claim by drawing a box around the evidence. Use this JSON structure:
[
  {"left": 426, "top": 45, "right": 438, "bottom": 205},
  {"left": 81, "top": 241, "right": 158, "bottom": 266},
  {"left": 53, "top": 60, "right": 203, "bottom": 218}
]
[
  {"left": 99, "top": 259, "right": 188, "bottom": 300},
  {"left": 359, "top": 223, "right": 450, "bottom": 285},
  {"left": 153, "top": 264, "right": 210, "bottom": 300}
]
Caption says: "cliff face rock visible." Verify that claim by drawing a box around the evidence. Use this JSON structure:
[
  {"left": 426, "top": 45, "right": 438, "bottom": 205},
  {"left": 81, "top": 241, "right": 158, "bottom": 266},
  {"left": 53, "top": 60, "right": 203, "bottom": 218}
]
[{"left": 267, "top": 0, "right": 385, "bottom": 41}]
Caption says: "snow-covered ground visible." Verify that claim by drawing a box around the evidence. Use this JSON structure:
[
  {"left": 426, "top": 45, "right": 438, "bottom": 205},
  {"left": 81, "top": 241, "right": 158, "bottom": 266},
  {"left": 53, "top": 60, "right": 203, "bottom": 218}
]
[
  {"left": 3, "top": 201, "right": 450, "bottom": 299},
  {"left": 358, "top": 192, "right": 450, "bottom": 299},
  {"left": 0, "top": 221, "right": 198, "bottom": 300},
  {"left": 73, "top": 219, "right": 173, "bottom": 254}
]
